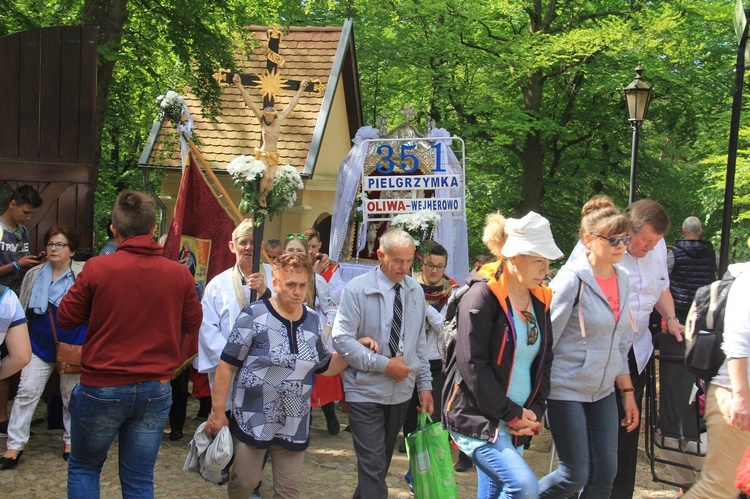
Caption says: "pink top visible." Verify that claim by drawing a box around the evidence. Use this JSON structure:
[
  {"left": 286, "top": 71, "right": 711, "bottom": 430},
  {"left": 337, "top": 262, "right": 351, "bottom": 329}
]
[{"left": 595, "top": 273, "right": 620, "bottom": 322}]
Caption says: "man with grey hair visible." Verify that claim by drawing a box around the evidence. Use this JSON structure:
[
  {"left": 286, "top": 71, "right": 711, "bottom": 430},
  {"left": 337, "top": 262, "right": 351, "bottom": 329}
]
[
  {"left": 667, "top": 216, "right": 717, "bottom": 324},
  {"left": 332, "top": 229, "right": 433, "bottom": 499}
]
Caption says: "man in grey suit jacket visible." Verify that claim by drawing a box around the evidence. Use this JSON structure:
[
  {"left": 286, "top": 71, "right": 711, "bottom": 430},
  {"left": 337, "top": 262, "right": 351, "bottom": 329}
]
[{"left": 333, "top": 229, "right": 433, "bottom": 499}]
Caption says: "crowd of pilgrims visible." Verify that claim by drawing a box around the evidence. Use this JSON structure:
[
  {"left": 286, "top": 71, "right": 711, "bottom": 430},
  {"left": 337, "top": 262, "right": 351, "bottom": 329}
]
[{"left": 2, "top": 184, "right": 746, "bottom": 499}]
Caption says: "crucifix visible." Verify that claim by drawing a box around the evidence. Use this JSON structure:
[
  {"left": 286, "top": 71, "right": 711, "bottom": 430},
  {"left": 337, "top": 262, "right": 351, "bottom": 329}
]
[
  {"left": 214, "top": 26, "right": 324, "bottom": 207},
  {"left": 213, "top": 26, "right": 325, "bottom": 299}
]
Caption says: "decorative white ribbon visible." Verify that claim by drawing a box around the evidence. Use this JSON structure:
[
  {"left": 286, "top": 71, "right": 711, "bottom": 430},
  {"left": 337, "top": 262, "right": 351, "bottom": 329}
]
[{"left": 176, "top": 103, "right": 194, "bottom": 173}]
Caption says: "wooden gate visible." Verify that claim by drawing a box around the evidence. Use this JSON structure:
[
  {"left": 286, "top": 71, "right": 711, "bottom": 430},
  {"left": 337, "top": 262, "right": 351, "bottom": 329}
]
[{"left": 0, "top": 26, "right": 97, "bottom": 257}]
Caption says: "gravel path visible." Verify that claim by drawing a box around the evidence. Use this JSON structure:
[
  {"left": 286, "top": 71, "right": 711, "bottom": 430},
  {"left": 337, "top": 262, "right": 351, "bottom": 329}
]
[{"left": 0, "top": 397, "right": 682, "bottom": 498}]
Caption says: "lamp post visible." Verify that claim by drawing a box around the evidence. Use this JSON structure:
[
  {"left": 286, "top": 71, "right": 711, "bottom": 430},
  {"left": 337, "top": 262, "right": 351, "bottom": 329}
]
[{"left": 623, "top": 65, "right": 653, "bottom": 204}]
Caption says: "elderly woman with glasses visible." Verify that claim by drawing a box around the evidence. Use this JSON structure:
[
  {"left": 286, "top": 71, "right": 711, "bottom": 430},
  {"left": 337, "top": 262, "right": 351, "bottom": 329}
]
[
  {"left": 0, "top": 226, "right": 87, "bottom": 469},
  {"left": 443, "top": 212, "right": 561, "bottom": 498},
  {"left": 538, "top": 204, "right": 638, "bottom": 498}
]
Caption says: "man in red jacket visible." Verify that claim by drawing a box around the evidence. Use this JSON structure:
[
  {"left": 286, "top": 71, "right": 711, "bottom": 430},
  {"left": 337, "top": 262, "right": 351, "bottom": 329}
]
[{"left": 59, "top": 190, "right": 202, "bottom": 499}]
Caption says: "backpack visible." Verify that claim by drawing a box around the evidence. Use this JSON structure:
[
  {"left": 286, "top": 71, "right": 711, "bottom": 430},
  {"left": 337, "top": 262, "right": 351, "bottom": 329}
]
[
  {"left": 438, "top": 283, "right": 470, "bottom": 358},
  {"left": 684, "top": 272, "right": 735, "bottom": 381}
]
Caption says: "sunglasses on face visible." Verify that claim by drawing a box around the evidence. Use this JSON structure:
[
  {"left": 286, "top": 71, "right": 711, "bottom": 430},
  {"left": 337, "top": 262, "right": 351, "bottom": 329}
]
[
  {"left": 519, "top": 311, "right": 539, "bottom": 346},
  {"left": 286, "top": 233, "right": 305, "bottom": 240},
  {"left": 591, "top": 233, "right": 633, "bottom": 247}
]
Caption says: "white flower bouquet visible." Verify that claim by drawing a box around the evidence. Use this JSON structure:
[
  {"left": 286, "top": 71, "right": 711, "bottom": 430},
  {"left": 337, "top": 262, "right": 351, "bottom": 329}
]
[
  {"left": 155, "top": 90, "right": 185, "bottom": 124},
  {"left": 389, "top": 210, "right": 441, "bottom": 246},
  {"left": 227, "top": 156, "right": 303, "bottom": 225}
]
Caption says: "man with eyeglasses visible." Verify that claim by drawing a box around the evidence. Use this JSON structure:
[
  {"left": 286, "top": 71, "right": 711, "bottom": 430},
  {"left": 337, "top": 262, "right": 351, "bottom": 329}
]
[
  {"left": 610, "top": 199, "right": 685, "bottom": 499},
  {"left": 0, "top": 184, "right": 42, "bottom": 438}
]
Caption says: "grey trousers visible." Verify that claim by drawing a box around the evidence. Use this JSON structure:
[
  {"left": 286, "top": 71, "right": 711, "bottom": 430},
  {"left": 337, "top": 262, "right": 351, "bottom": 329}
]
[{"left": 347, "top": 400, "right": 410, "bottom": 499}]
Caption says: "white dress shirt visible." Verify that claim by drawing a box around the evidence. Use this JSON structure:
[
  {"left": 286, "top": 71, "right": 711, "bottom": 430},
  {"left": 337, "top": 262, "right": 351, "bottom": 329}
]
[{"left": 619, "top": 238, "right": 670, "bottom": 373}]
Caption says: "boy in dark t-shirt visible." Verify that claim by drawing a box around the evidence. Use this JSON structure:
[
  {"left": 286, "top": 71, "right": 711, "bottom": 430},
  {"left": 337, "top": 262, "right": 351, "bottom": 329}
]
[
  {"left": 0, "top": 185, "right": 43, "bottom": 292},
  {"left": 0, "top": 184, "right": 42, "bottom": 436}
]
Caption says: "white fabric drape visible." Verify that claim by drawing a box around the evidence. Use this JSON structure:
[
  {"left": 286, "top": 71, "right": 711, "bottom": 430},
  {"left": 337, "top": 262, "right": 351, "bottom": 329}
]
[
  {"left": 329, "top": 126, "right": 379, "bottom": 262},
  {"left": 427, "top": 128, "right": 469, "bottom": 285},
  {"left": 176, "top": 103, "right": 194, "bottom": 173}
]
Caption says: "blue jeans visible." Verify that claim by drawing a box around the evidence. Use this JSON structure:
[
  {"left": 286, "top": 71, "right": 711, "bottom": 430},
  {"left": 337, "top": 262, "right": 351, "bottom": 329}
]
[
  {"left": 538, "top": 393, "right": 619, "bottom": 498},
  {"left": 472, "top": 432, "right": 538, "bottom": 499},
  {"left": 67, "top": 380, "right": 172, "bottom": 499}
]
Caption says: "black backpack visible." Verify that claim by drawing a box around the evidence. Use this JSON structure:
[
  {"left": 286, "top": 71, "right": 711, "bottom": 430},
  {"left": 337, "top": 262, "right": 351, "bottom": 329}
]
[
  {"left": 684, "top": 272, "right": 736, "bottom": 381},
  {"left": 438, "top": 283, "right": 471, "bottom": 358}
]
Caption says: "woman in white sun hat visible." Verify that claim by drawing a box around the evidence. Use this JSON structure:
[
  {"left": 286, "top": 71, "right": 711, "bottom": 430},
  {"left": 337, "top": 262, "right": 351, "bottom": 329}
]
[{"left": 443, "top": 211, "right": 562, "bottom": 498}]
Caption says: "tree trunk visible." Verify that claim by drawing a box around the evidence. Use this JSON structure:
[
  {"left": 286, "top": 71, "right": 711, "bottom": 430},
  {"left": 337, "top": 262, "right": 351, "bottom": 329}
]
[
  {"left": 518, "top": 68, "right": 545, "bottom": 214},
  {"left": 82, "top": 0, "right": 129, "bottom": 168}
]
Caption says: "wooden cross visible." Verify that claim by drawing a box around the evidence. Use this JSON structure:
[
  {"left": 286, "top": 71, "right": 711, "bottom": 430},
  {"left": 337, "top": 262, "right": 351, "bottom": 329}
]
[{"left": 213, "top": 26, "right": 324, "bottom": 109}]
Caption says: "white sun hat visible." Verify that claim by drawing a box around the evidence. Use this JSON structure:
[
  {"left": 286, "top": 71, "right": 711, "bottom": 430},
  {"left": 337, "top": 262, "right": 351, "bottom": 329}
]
[{"left": 501, "top": 211, "right": 564, "bottom": 260}]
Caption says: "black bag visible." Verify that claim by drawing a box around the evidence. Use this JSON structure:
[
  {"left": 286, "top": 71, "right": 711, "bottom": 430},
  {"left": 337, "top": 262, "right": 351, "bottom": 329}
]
[
  {"left": 437, "top": 284, "right": 470, "bottom": 358},
  {"left": 684, "top": 273, "right": 735, "bottom": 381}
]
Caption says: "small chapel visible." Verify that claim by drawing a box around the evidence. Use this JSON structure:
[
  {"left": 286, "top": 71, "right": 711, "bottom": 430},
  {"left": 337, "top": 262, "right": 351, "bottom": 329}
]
[
  {"left": 139, "top": 22, "right": 361, "bottom": 246},
  {"left": 139, "top": 20, "right": 468, "bottom": 282}
]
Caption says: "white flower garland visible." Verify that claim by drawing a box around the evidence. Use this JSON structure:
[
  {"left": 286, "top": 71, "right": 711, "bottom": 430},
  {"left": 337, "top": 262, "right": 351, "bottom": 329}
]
[
  {"left": 155, "top": 90, "right": 185, "bottom": 124},
  {"left": 227, "top": 155, "right": 267, "bottom": 183}
]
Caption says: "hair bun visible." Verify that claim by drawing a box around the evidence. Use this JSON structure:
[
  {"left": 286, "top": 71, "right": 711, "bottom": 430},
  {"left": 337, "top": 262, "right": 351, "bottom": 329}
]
[{"left": 581, "top": 195, "right": 616, "bottom": 216}]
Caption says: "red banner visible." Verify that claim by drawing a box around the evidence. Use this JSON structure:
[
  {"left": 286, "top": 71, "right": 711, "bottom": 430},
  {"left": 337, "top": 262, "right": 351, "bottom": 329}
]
[
  {"left": 163, "top": 154, "right": 237, "bottom": 372},
  {"left": 163, "top": 153, "right": 237, "bottom": 285}
]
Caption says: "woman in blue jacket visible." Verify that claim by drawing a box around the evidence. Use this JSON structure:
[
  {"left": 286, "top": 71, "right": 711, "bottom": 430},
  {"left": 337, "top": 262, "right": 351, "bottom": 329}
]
[{"left": 538, "top": 204, "right": 639, "bottom": 497}]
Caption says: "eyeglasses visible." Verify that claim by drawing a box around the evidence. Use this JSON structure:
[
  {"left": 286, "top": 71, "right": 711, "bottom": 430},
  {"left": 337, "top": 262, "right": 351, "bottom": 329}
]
[
  {"left": 286, "top": 233, "right": 305, "bottom": 240},
  {"left": 46, "top": 242, "right": 69, "bottom": 250},
  {"left": 591, "top": 233, "right": 632, "bottom": 247},
  {"left": 423, "top": 262, "right": 446, "bottom": 271},
  {"left": 519, "top": 311, "right": 539, "bottom": 345}
]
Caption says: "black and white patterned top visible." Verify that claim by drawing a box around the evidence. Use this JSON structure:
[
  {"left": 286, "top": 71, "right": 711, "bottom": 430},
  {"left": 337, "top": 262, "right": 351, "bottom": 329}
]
[{"left": 221, "top": 298, "right": 331, "bottom": 451}]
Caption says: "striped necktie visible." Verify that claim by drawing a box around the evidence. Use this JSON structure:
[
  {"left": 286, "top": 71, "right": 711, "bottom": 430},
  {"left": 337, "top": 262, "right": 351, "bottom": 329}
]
[{"left": 389, "top": 282, "right": 403, "bottom": 357}]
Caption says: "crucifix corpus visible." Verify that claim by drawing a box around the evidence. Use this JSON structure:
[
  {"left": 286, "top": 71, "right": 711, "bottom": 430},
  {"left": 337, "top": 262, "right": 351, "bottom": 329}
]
[{"left": 215, "top": 26, "right": 324, "bottom": 207}]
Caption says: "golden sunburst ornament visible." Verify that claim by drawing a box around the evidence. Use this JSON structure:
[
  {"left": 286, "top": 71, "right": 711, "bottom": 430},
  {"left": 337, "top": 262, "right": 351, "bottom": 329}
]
[{"left": 256, "top": 69, "right": 286, "bottom": 101}]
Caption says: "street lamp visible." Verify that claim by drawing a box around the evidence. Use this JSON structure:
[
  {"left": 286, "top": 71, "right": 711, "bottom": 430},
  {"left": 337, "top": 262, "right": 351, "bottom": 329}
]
[{"left": 623, "top": 64, "right": 653, "bottom": 204}]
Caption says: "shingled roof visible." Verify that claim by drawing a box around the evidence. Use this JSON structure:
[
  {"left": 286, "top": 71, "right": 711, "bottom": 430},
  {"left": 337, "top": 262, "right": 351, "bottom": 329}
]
[{"left": 139, "top": 20, "right": 362, "bottom": 177}]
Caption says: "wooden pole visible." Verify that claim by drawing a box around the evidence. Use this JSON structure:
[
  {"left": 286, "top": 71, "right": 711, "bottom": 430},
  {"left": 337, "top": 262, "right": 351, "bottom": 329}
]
[
  {"left": 184, "top": 137, "right": 266, "bottom": 298},
  {"left": 186, "top": 138, "right": 243, "bottom": 223}
]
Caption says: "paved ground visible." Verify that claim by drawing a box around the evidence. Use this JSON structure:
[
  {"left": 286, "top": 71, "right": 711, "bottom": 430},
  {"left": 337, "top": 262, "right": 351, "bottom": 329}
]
[{"left": 0, "top": 396, "right": 682, "bottom": 498}]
